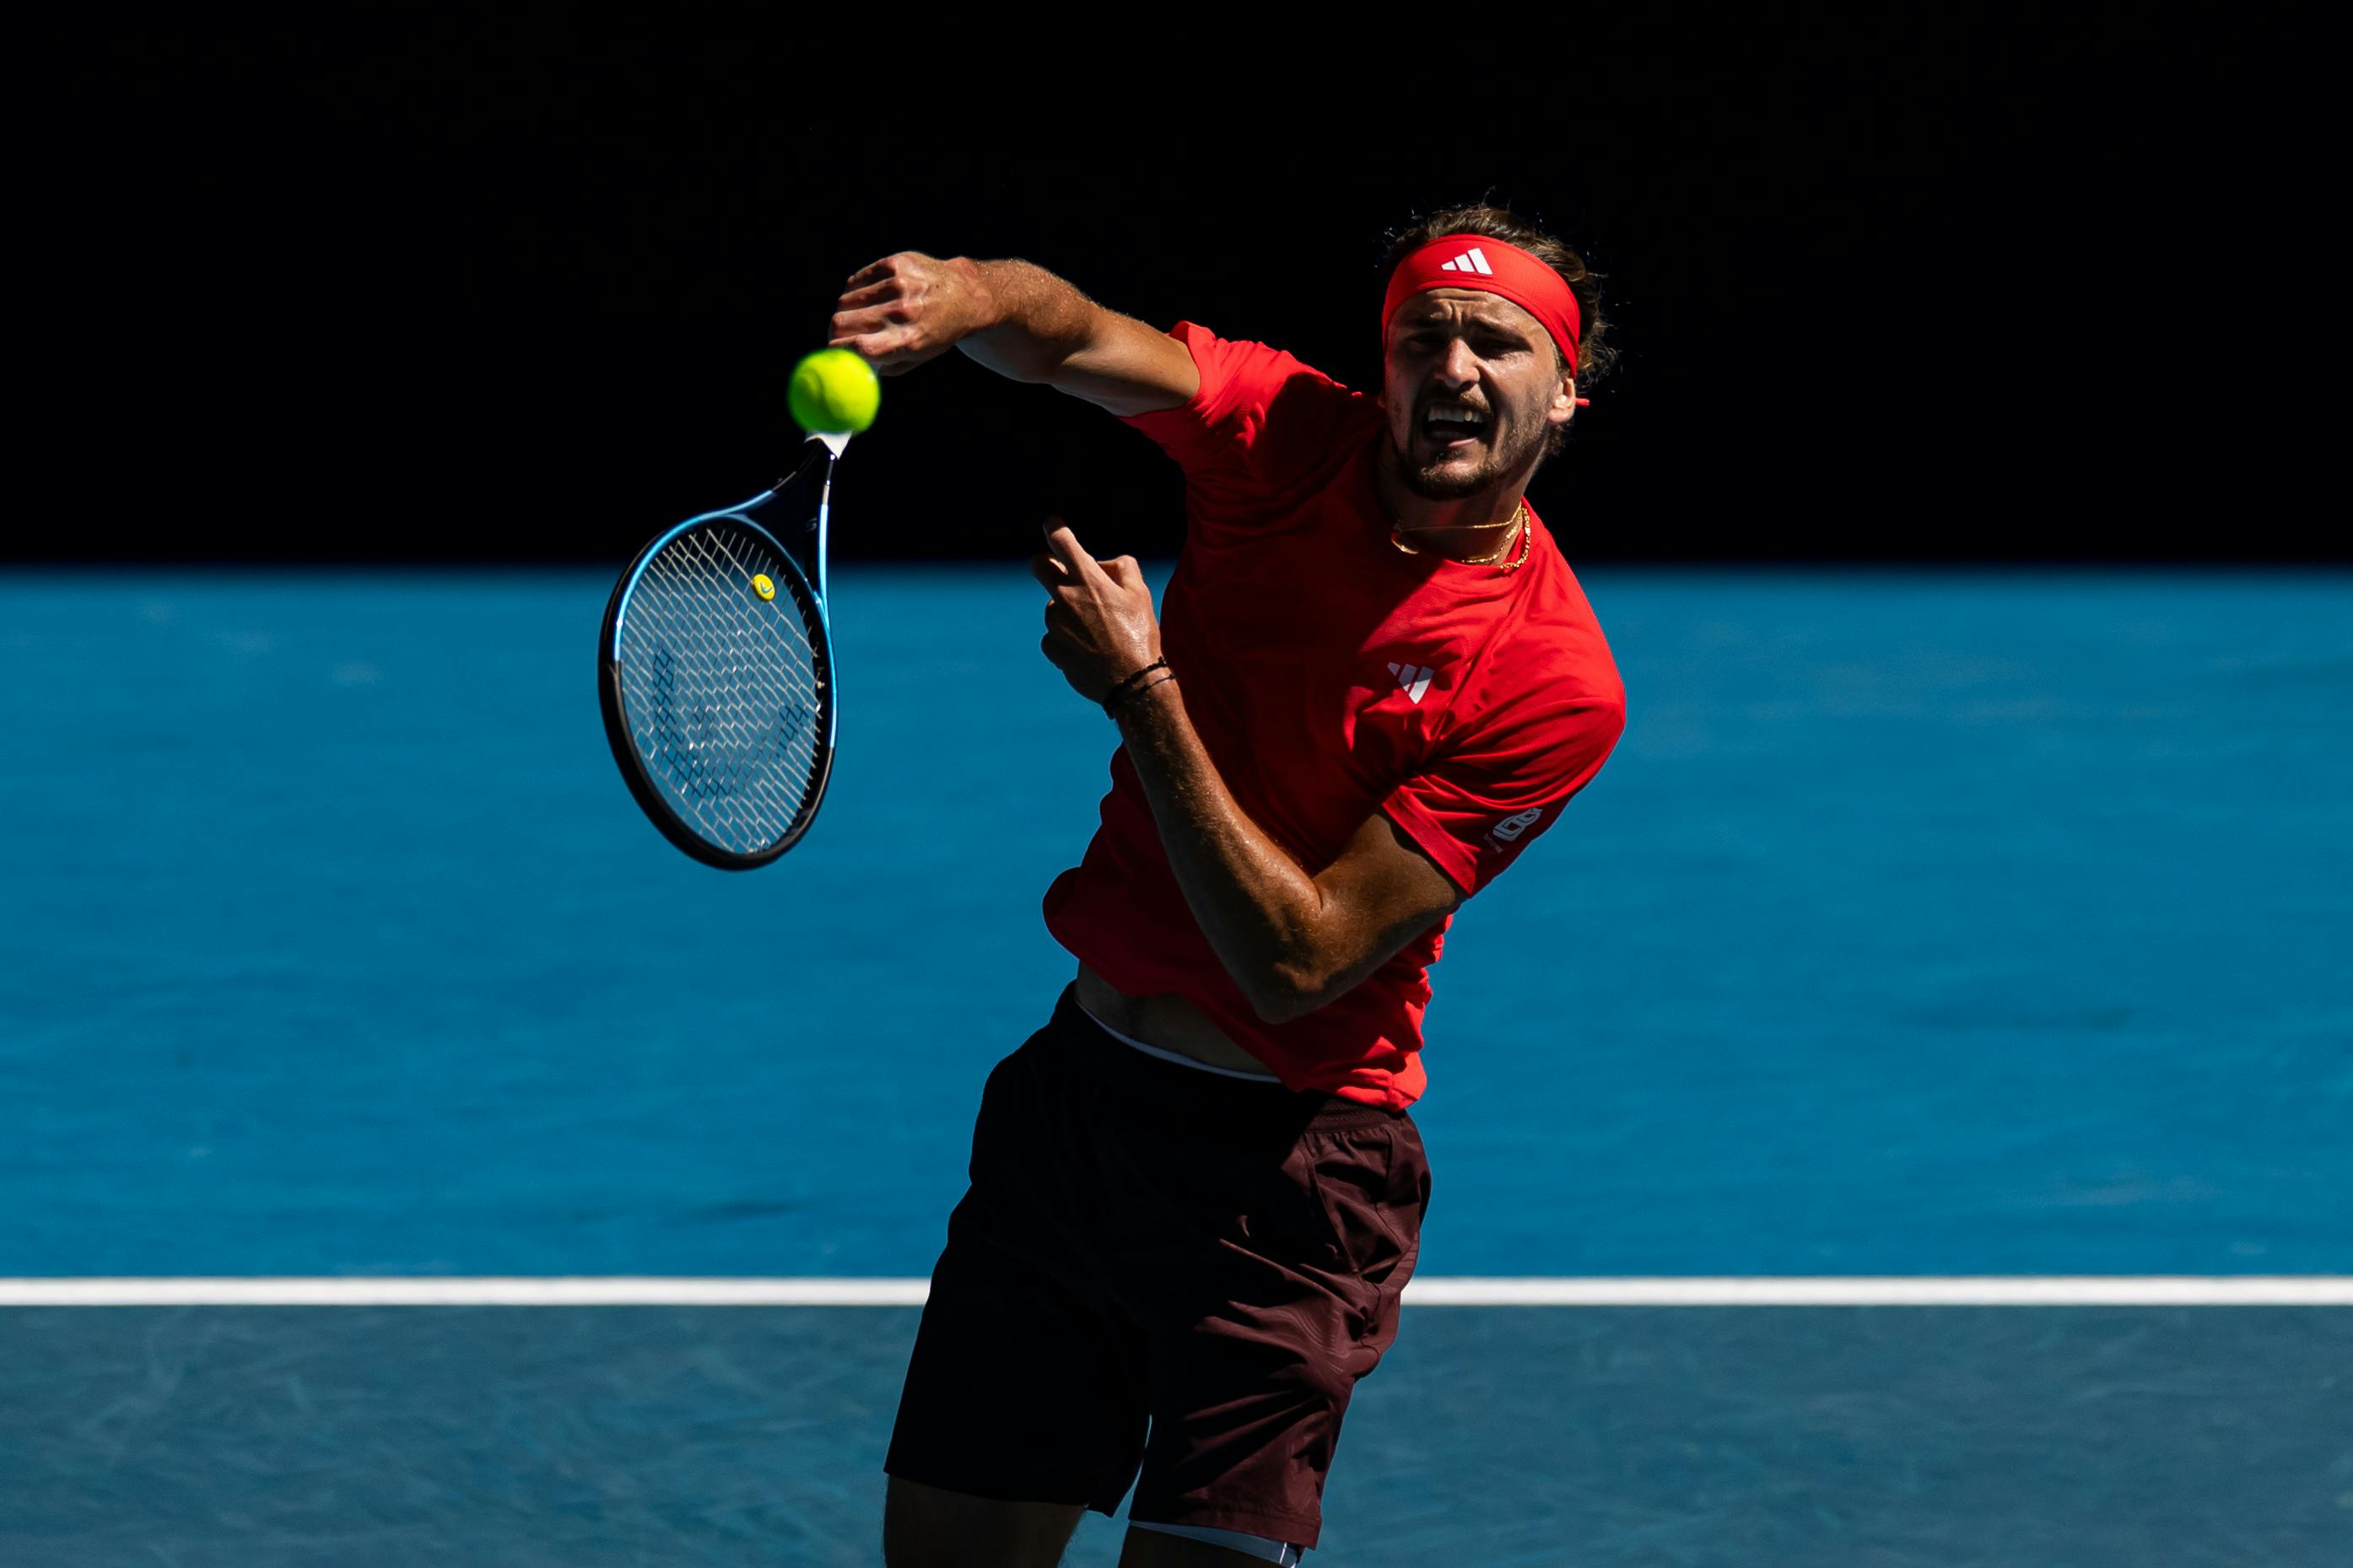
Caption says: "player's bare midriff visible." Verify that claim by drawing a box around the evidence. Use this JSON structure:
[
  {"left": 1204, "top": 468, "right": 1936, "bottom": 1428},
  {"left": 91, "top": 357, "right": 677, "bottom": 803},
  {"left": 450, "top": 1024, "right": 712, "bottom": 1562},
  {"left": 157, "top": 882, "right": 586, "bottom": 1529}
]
[{"left": 1074, "top": 963, "right": 1280, "bottom": 1076}]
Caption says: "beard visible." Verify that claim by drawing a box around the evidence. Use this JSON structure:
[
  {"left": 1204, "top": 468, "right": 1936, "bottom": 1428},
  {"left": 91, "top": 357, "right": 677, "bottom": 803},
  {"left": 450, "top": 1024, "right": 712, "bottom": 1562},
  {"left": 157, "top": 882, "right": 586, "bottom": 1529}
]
[{"left": 1387, "top": 407, "right": 1545, "bottom": 499}]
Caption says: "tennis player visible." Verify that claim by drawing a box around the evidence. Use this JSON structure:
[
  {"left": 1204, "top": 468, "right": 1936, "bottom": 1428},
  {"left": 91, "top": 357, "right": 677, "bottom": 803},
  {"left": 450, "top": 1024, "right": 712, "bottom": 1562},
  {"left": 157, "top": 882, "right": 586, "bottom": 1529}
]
[{"left": 834, "top": 205, "right": 1626, "bottom": 1567}]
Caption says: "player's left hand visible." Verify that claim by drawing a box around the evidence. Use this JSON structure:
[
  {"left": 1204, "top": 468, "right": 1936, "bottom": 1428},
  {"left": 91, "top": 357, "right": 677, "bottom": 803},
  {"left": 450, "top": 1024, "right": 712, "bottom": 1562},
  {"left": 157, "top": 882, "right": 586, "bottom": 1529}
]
[{"left": 1031, "top": 520, "right": 1163, "bottom": 705}]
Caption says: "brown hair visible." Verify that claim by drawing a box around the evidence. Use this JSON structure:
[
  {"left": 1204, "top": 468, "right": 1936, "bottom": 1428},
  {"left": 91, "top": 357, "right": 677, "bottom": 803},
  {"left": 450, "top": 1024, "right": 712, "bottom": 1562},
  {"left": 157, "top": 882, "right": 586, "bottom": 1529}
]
[{"left": 1381, "top": 203, "right": 1614, "bottom": 457}]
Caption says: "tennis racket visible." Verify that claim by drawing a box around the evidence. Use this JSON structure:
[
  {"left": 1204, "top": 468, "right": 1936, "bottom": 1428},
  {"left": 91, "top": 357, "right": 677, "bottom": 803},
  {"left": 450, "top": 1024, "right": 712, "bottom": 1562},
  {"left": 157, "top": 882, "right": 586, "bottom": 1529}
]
[{"left": 598, "top": 434, "right": 845, "bottom": 870}]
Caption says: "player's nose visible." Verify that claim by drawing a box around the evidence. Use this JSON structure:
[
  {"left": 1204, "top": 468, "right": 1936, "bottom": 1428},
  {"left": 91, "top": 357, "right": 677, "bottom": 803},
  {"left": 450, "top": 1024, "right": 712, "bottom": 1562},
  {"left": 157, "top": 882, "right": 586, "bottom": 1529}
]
[{"left": 1432, "top": 337, "right": 1481, "bottom": 386}]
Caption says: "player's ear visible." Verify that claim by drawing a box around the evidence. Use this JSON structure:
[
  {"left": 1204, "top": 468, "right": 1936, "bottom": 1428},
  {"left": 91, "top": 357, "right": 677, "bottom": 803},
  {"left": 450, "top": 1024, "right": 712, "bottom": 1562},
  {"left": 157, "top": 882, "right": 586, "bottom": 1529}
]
[{"left": 1546, "top": 376, "right": 1578, "bottom": 427}]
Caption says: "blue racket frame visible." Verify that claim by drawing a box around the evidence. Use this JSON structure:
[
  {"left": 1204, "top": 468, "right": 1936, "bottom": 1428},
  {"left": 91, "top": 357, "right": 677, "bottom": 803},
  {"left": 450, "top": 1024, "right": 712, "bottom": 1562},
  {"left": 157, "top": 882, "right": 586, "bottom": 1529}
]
[{"left": 598, "top": 441, "right": 839, "bottom": 870}]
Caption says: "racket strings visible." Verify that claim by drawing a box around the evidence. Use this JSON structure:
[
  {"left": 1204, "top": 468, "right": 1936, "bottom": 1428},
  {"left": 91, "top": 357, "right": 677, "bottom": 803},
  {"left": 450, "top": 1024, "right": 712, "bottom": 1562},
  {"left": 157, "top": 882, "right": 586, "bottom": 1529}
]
[
  {"left": 640, "top": 529, "right": 824, "bottom": 802},
  {"left": 629, "top": 545, "right": 818, "bottom": 842},
  {"left": 617, "top": 521, "right": 828, "bottom": 854}
]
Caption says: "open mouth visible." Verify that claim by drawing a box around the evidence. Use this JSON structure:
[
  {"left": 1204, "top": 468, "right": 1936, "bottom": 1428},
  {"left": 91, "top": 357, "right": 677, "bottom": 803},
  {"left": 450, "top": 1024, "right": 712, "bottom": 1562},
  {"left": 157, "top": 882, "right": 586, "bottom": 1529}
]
[{"left": 1420, "top": 401, "right": 1490, "bottom": 452}]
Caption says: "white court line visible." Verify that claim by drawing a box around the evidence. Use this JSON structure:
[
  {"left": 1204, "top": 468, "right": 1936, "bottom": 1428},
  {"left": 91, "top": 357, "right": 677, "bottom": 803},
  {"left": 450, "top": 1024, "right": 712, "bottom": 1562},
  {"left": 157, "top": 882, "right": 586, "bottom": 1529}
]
[{"left": 3, "top": 1277, "right": 2351, "bottom": 1307}]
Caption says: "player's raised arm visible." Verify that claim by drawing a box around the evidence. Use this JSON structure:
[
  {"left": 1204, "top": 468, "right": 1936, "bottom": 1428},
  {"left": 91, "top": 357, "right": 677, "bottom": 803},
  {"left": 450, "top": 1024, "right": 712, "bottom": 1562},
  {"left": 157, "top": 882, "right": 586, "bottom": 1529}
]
[{"left": 828, "top": 251, "right": 1198, "bottom": 418}]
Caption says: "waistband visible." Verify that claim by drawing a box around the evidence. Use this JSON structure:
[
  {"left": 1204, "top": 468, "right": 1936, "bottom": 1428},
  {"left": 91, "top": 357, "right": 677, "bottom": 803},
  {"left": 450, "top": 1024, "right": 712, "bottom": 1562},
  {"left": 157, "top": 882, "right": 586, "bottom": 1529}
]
[
  {"left": 1041, "top": 985, "right": 1401, "bottom": 1138},
  {"left": 1078, "top": 1003, "right": 1286, "bottom": 1082}
]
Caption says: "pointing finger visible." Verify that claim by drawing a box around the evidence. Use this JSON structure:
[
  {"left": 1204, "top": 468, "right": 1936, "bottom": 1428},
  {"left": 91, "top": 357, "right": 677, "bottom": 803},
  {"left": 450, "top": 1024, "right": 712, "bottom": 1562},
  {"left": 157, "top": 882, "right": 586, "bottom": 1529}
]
[{"left": 1040, "top": 518, "right": 1098, "bottom": 577}]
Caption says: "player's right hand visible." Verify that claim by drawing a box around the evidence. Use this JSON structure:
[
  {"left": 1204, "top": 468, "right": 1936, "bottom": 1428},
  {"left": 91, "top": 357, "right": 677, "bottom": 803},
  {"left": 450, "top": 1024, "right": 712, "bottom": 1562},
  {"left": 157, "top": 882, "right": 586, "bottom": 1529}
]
[{"left": 828, "top": 252, "right": 989, "bottom": 375}]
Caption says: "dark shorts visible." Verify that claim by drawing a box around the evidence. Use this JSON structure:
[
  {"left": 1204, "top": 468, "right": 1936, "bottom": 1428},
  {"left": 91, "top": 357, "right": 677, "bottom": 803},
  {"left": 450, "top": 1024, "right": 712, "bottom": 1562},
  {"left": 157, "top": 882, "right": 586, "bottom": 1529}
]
[{"left": 883, "top": 987, "right": 1431, "bottom": 1550}]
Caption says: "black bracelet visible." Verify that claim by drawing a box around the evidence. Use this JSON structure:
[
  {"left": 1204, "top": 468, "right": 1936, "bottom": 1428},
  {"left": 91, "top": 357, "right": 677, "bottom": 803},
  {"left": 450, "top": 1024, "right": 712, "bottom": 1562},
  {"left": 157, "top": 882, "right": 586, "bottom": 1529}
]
[
  {"left": 1101, "top": 658, "right": 1176, "bottom": 719},
  {"left": 1108, "top": 670, "right": 1178, "bottom": 719},
  {"left": 1102, "top": 658, "right": 1171, "bottom": 719}
]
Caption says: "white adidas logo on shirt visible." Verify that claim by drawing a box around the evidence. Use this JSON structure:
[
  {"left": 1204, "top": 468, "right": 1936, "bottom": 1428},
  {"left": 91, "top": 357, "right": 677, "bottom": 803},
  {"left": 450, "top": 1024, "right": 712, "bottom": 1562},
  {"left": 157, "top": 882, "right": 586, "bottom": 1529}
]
[
  {"left": 1437, "top": 246, "right": 1495, "bottom": 277},
  {"left": 1387, "top": 662, "right": 1436, "bottom": 703}
]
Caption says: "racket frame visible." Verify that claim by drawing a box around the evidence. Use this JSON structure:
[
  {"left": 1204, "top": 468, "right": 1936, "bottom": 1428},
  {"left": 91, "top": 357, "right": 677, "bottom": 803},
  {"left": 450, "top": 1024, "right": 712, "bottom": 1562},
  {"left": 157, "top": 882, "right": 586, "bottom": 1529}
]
[{"left": 598, "top": 448, "right": 838, "bottom": 870}]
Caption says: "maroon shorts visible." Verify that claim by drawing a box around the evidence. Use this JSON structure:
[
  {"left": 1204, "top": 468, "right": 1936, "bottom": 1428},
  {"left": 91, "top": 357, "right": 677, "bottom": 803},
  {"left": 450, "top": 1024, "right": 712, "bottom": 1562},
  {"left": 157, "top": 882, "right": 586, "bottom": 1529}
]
[{"left": 883, "top": 987, "right": 1431, "bottom": 1550}]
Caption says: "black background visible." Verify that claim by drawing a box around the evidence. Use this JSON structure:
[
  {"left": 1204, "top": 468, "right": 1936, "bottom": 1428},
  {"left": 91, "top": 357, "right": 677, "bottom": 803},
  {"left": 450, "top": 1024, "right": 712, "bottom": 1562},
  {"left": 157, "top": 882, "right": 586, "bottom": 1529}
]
[{"left": 12, "top": 22, "right": 2343, "bottom": 564}]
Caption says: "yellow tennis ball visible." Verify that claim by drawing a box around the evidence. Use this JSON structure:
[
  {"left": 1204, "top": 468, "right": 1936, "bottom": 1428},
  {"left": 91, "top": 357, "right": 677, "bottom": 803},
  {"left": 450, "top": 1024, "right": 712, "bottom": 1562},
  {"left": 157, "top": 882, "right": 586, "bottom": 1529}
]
[{"left": 788, "top": 348, "right": 881, "bottom": 436}]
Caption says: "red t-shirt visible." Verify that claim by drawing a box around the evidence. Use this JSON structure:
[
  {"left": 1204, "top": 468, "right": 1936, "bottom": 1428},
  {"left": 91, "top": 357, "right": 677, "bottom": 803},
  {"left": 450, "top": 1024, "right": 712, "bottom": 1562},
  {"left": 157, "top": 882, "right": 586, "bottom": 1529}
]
[{"left": 1041, "top": 323, "right": 1625, "bottom": 1109}]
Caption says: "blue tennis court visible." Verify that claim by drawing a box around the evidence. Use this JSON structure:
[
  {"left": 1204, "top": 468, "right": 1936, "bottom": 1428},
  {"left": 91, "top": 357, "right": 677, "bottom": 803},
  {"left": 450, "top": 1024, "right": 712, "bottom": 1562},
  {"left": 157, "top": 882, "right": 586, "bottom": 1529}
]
[{"left": 3, "top": 568, "right": 2349, "bottom": 1563}]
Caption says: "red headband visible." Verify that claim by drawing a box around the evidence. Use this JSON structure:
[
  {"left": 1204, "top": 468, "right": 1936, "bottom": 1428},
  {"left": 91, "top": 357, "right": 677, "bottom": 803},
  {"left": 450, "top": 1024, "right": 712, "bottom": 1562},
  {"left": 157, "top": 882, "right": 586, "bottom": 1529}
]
[{"left": 1382, "top": 234, "right": 1582, "bottom": 377}]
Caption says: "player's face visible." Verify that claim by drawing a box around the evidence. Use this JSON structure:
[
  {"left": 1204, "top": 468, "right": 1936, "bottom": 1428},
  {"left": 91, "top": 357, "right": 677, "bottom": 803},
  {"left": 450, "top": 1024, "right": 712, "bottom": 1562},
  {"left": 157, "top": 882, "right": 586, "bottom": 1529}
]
[{"left": 1381, "top": 290, "right": 1573, "bottom": 499}]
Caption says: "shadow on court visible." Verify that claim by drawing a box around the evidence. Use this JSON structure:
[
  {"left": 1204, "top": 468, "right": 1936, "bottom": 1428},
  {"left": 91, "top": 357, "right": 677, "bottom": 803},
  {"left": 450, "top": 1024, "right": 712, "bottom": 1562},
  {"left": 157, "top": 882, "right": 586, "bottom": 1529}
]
[{"left": 3, "top": 1306, "right": 2345, "bottom": 1565}]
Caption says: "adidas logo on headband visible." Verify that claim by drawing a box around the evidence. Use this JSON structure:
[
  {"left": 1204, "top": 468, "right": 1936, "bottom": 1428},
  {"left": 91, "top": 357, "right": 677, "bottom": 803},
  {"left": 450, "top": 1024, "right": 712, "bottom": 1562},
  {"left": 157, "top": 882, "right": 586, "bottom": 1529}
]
[{"left": 1384, "top": 233, "right": 1582, "bottom": 374}]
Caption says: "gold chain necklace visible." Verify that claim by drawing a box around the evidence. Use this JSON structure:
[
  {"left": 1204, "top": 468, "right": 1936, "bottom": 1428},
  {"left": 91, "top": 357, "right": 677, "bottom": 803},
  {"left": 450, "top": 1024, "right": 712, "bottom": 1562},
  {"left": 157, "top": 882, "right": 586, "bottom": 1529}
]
[{"left": 1391, "top": 500, "right": 1531, "bottom": 572}]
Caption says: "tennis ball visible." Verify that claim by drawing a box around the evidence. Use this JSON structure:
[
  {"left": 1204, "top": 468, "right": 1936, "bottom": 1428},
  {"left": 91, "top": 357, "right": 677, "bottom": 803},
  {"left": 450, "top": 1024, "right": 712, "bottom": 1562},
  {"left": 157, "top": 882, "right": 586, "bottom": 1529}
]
[{"left": 788, "top": 348, "right": 881, "bottom": 436}]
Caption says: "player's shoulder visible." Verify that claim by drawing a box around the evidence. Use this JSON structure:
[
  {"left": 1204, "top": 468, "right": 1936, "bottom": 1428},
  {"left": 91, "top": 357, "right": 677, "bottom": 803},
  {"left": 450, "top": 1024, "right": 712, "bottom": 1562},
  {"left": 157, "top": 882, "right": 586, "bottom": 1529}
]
[
  {"left": 1169, "top": 321, "right": 1338, "bottom": 380},
  {"left": 1474, "top": 547, "right": 1627, "bottom": 719},
  {"left": 1172, "top": 322, "right": 1369, "bottom": 422}
]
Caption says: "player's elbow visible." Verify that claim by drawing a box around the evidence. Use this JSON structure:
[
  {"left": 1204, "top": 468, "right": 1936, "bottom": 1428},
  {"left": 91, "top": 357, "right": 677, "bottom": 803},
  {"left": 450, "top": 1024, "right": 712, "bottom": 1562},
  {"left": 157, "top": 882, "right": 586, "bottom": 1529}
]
[
  {"left": 1245, "top": 960, "right": 1340, "bottom": 1026},
  {"left": 1245, "top": 984, "right": 1311, "bottom": 1026}
]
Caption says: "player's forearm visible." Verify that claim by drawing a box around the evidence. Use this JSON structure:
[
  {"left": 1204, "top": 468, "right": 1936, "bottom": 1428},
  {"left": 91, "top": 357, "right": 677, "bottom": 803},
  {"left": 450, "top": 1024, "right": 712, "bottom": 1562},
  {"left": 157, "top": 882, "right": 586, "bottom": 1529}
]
[
  {"left": 1113, "top": 678, "right": 1341, "bottom": 1024},
  {"left": 953, "top": 258, "right": 1103, "bottom": 384}
]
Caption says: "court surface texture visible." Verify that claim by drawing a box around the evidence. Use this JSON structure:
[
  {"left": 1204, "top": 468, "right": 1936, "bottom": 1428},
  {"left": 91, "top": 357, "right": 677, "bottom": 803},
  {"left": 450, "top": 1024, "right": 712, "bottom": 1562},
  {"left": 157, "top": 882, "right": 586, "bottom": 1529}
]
[{"left": 4, "top": 568, "right": 2347, "bottom": 1564}]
